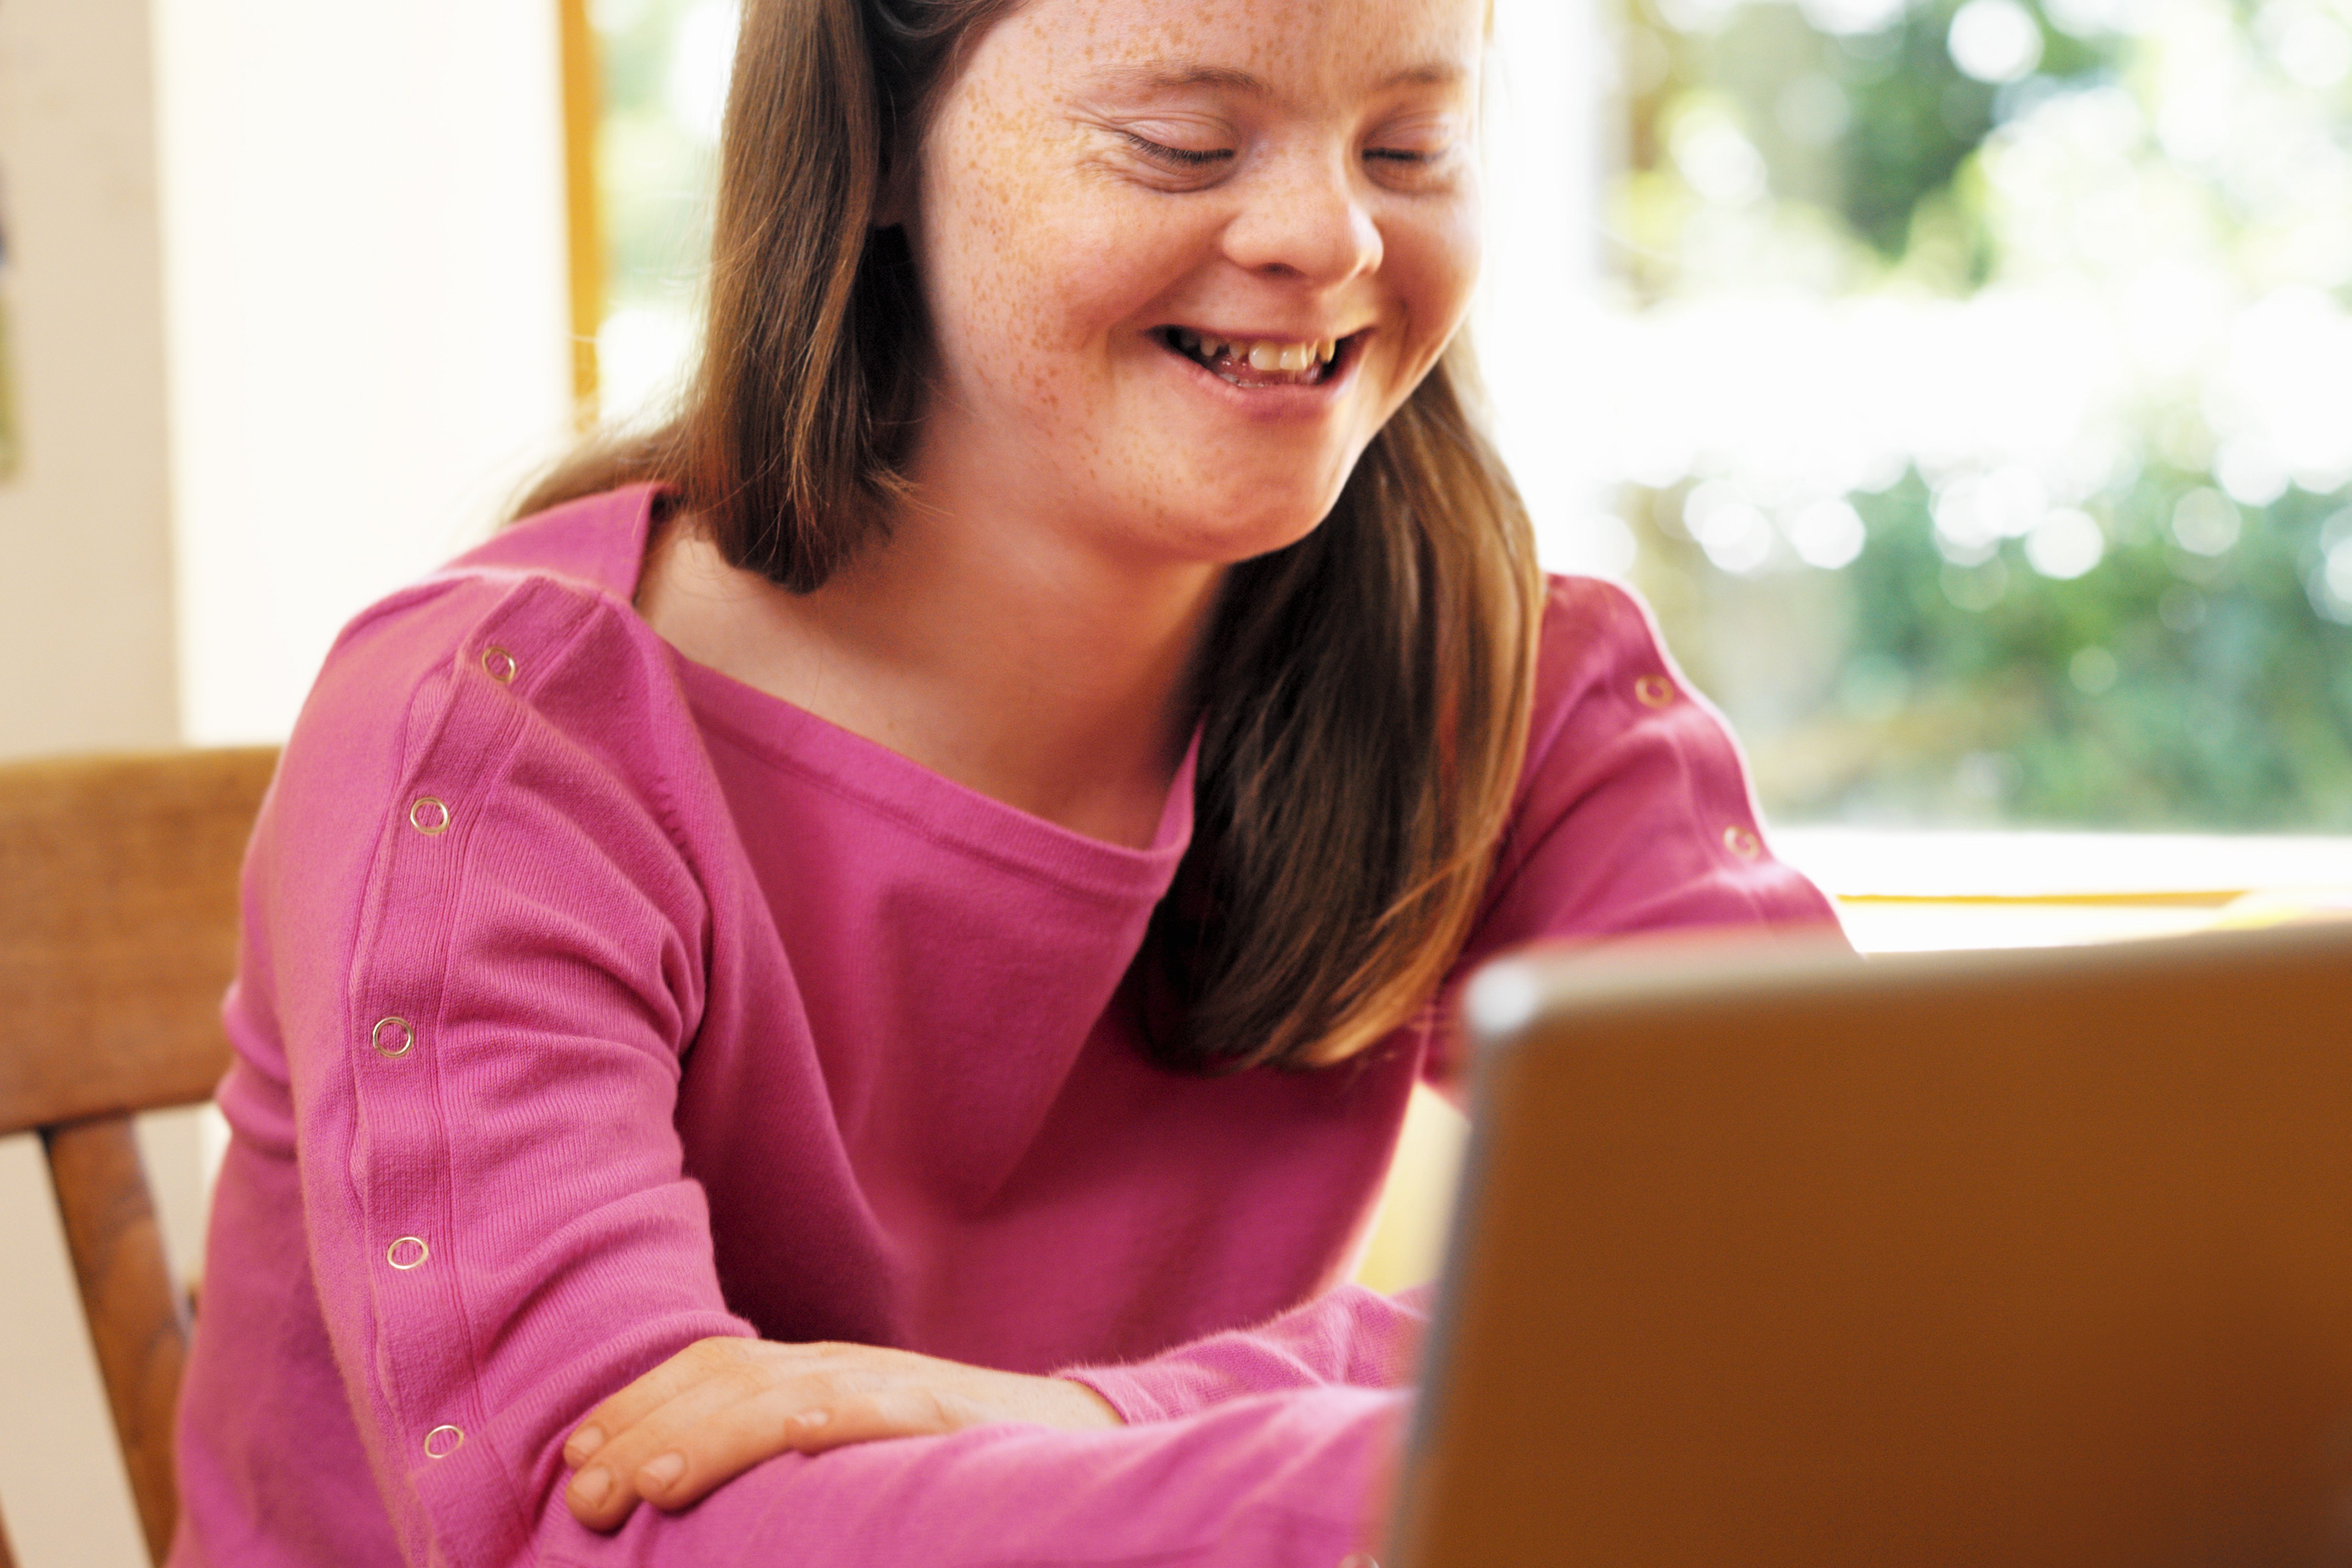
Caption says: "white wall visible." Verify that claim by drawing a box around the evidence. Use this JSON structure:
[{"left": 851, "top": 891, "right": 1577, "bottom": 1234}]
[
  {"left": 0, "top": 5, "right": 574, "bottom": 1563},
  {"left": 0, "top": 0, "right": 180, "bottom": 759},
  {"left": 154, "top": 0, "right": 577, "bottom": 746},
  {"left": 0, "top": 4, "right": 187, "bottom": 1562}
]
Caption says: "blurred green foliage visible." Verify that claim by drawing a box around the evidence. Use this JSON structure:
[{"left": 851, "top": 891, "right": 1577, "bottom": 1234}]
[{"left": 1612, "top": 0, "right": 2352, "bottom": 830}]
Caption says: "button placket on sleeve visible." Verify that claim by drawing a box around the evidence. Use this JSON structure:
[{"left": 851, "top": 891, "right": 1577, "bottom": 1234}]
[
  {"left": 389, "top": 770, "right": 472, "bottom": 1462},
  {"left": 382, "top": 635, "right": 552, "bottom": 1479}
]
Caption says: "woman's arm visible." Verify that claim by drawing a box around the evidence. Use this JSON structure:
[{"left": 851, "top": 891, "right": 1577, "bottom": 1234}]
[
  {"left": 539, "top": 1384, "right": 1407, "bottom": 1568},
  {"left": 1420, "top": 575, "right": 1850, "bottom": 1091},
  {"left": 558, "top": 1336, "right": 1120, "bottom": 1528},
  {"left": 553, "top": 1281, "right": 1432, "bottom": 1531},
  {"left": 1058, "top": 1282, "right": 1435, "bottom": 1424}
]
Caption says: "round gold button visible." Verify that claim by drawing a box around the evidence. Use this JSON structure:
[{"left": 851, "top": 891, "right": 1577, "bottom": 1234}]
[
  {"left": 409, "top": 797, "right": 451, "bottom": 835},
  {"left": 1634, "top": 674, "right": 1677, "bottom": 709},
  {"left": 424, "top": 1424, "right": 465, "bottom": 1459},
  {"left": 481, "top": 646, "right": 517, "bottom": 684},
  {"left": 1723, "top": 824, "right": 1762, "bottom": 860},
  {"left": 387, "top": 1236, "right": 429, "bottom": 1271},
  {"left": 371, "top": 1017, "right": 414, "bottom": 1058}
]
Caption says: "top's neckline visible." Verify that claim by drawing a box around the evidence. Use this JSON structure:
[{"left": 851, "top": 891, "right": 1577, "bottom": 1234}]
[{"left": 472, "top": 481, "right": 1201, "bottom": 891}]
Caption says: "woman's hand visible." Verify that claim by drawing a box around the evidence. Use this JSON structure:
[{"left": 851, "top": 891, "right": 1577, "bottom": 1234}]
[{"left": 560, "top": 1337, "right": 1123, "bottom": 1530}]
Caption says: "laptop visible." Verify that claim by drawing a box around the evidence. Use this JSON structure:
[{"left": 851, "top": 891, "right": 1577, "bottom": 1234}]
[{"left": 1388, "top": 919, "right": 2352, "bottom": 1567}]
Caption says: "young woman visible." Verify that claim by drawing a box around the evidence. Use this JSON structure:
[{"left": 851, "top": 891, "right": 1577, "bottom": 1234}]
[{"left": 168, "top": 0, "right": 1839, "bottom": 1562}]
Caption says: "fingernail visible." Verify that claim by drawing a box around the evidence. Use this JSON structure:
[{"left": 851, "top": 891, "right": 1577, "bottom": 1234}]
[
  {"left": 795, "top": 1409, "right": 831, "bottom": 1429},
  {"left": 565, "top": 1426, "right": 605, "bottom": 1463},
  {"left": 641, "top": 1452, "right": 687, "bottom": 1490},
  {"left": 574, "top": 1467, "right": 611, "bottom": 1506}
]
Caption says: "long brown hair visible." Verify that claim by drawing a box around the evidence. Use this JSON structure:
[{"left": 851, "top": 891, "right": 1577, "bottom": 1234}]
[{"left": 520, "top": 0, "right": 1544, "bottom": 1073}]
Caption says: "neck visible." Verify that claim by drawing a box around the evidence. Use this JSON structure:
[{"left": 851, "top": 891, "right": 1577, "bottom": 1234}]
[{"left": 639, "top": 476, "right": 1221, "bottom": 850}]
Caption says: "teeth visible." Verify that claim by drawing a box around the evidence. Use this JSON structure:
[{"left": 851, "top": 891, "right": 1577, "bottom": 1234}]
[{"left": 1175, "top": 333, "right": 1342, "bottom": 374}]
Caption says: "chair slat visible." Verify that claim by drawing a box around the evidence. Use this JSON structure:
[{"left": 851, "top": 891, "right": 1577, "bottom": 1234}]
[
  {"left": 0, "top": 748, "right": 276, "bottom": 1137},
  {"left": 0, "top": 749, "right": 277, "bottom": 1561},
  {"left": 44, "top": 1114, "right": 190, "bottom": 1567}
]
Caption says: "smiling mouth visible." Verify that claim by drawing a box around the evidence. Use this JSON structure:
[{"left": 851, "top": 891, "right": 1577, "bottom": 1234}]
[{"left": 1155, "top": 327, "right": 1354, "bottom": 388}]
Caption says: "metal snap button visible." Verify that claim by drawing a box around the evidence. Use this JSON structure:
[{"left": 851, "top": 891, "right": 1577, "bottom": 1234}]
[
  {"left": 387, "top": 1237, "right": 430, "bottom": 1271},
  {"left": 424, "top": 1424, "right": 465, "bottom": 1459},
  {"left": 481, "top": 646, "right": 517, "bottom": 684},
  {"left": 1634, "top": 674, "right": 1677, "bottom": 709},
  {"left": 371, "top": 1017, "right": 415, "bottom": 1058},
  {"left": 1723, "top": 824, "right": 1762, "bottom": 860},
  {"left": 409, "top": 797, "right": 451, "bottom": 835}
]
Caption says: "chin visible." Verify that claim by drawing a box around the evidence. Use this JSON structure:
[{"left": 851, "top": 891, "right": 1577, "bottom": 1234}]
[
  {"left": 1150, "top": 448, "right": 1364, "bottom": 561},
  {"left": 1149, "top": 485, "right": 1346, "bottom": 566}
]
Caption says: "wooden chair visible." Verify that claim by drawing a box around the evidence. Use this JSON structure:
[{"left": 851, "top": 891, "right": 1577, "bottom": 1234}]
[{"left": 0, "top": 748, "right": 279, "bottom": 1568}]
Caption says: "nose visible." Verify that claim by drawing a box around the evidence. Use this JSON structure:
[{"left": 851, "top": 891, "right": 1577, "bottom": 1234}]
[{"left": 1220, "top": 147, "right": 1384, "bottom": 289}]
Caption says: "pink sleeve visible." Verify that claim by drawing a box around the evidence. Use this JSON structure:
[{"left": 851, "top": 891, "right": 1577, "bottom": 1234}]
[
  {"left": 1424, "top": 577, "right": 1849, "bottom": 1085},
  {"left": 271, "top": 580, "right": 1393, "bottom": 1567},
  {"left": 1056, "top": 1284, "right": 1435, "bottom": 1424},
  {"left": 538, "top": 1387, "right": 1405, "bottom": 1566}
]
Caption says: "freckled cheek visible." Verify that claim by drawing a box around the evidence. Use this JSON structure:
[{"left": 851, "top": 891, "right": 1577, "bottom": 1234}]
[
  {"left": 938, "top": 194, "right": 1205, "bottom": 371},
  {"left": 1379, "top": 203, "right": 1484, "bottom": 389},
  {"left": 1402, "top": 203, "right": 1485, "bottom": 348}
]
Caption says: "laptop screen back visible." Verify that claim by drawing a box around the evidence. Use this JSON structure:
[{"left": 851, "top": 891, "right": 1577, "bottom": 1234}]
[{"left": 1391, "top": 923, "right": 2352, "bottom": 1568}]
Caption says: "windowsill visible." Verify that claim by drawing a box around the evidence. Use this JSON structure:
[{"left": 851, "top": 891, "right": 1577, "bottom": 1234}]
[{"left": 1773, "top": 827, "right": 2352, "bottom": 954}]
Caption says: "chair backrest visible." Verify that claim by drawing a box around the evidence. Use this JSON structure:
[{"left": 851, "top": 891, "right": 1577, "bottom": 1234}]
[{"left": 0, "top": 747, "right": 279, "bottom": 1568}]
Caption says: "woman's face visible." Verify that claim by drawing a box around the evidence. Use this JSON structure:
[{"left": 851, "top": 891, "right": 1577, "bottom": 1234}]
[{"left": 904, "top": 0, "right": 1487, "bottom": 569}]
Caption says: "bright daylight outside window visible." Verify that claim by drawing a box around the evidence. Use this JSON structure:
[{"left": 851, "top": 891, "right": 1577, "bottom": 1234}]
[
  {"left": 585, "top": 0, "right": 2352, "bottom": 943},
  {"left": 1599, "top": 0, "right": 2352, "bottom": 834}
]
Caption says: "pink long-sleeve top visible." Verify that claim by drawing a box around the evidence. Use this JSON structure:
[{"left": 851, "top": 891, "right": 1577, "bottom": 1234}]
[{"left": 167, "top": 483, "right": 1841, "bottom": 1567}]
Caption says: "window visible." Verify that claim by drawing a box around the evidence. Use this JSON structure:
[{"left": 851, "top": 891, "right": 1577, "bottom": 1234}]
[{"left": 1597, "top": 0, "right": 2352, "bottom": 834}]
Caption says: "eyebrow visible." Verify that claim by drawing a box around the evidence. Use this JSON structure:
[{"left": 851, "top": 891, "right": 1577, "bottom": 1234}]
[
  {"left": 1379, "top": 63, "right": 1471, "bottom": 90},
  {"left": 1088, "top": 63, "right": 1273, "bottom": 96},
  {"left": 1086, "top": 60, "right": 1469, "bottom": 97}
]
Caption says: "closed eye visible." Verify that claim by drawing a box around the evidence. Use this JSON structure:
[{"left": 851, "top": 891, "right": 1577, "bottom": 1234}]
[{"left": 1125, "top": 132, "right": 1234, "bottom": 169}]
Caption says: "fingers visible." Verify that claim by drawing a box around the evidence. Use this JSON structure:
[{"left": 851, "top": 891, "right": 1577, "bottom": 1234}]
[
  {"left": 563, "top": 1337, "right": 744, "bottom": 1470},
  {"left": 563, "top": 1352, "right": 988, "bottom": 1531},
  {"left": 568, "top": 1371, "right": 801, "bottom": 1529},
  {"left": 560, "top": 1341, "right": 1073, "bottom": 1532},
  {"left": 565, "top": 1339, "right": 775, "bottom": 1530}
]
